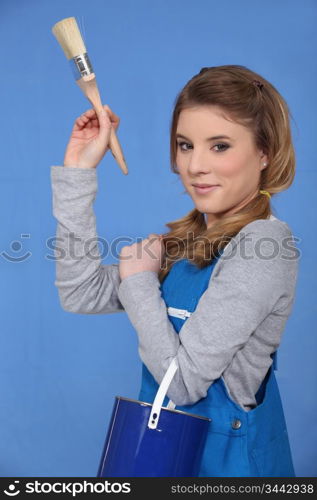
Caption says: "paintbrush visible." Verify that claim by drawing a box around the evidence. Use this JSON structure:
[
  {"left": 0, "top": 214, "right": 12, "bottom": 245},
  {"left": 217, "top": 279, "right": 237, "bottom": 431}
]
[{"left": 52, "top": 16, "right": 128, "bottom": 175}]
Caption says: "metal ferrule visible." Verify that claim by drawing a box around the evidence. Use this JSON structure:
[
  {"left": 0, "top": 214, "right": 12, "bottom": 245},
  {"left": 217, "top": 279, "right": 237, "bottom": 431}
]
[{"left": 69, "top": 52, "right": 94, "bottom": 81}]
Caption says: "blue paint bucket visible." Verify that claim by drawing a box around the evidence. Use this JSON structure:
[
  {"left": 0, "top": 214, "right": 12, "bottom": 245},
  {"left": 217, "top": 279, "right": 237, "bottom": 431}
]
[{"left": 97, "top": 358, "right": 211, "bottom": 477}]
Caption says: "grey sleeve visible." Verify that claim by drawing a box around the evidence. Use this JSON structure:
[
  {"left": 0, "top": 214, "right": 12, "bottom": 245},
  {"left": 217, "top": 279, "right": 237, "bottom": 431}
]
[
  {"left": 117, "top": 223, "right": 299, "bottom": 406},
  {"left": 50, "top": 165, "right": 124, "bottom": 314}
]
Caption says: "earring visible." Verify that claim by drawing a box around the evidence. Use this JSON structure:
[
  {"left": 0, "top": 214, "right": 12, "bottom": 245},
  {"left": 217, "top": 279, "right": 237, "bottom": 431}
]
[{"left": 263, "top": 162, "right": 267, "bottom": 167}]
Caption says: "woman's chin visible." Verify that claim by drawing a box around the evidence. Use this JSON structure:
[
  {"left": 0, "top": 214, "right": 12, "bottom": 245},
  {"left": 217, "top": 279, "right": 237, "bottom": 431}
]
[{"left": 194, "top": 201, "right": 216, "bottom": 212}]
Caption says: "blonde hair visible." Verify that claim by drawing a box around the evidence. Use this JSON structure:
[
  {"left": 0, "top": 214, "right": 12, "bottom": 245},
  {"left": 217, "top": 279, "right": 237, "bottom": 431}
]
[{"left": 158, "top": 64, "right": 296, "bottom": 283}]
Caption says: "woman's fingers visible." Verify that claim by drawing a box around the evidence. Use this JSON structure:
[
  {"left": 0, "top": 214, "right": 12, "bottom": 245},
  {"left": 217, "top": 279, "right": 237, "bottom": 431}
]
[
  {"left": 74, "top": 105, "right": 120, "bottom": 131},
  {"left": 103, "top": 104, "right": 120, "bottom": 121},
  {"left": 147, "top": 233, "right": 163, "bottom": 241},
  {"left": 76, "top": 114, "right": 89, "bottom": 125},
  {"left": 82, "top": 108, "right": 96, "bottom": 118},
  {"left": 80, "top": 105, "right": 119, "bottom": 120}
]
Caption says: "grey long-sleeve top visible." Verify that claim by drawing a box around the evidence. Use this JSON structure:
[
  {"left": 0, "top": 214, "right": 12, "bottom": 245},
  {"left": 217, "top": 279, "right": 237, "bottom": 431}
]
[{"left": 50, "top": 165, "right": 299, "bottom": 411}]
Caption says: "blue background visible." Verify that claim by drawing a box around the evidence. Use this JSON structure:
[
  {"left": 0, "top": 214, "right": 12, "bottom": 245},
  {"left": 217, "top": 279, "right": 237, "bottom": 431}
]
[{"left": 0, "top": 0, "right": 315, "bottom": 477}]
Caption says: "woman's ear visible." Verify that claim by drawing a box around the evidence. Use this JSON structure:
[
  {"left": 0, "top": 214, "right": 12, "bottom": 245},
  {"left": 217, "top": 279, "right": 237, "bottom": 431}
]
[{"left": 259, "top": 151, "right": 269, "bottom": 170}]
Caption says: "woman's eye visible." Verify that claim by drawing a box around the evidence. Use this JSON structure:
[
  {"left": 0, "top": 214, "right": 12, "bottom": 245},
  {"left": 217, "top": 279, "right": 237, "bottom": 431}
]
[
  {"left": 177, "top": 141, "right": 192, "bottom": 151},
  {"left": 213, "top": 143, "right": 229, "bottom": 152},
  {"left": 176, "top": 142, "right": 229, "bottom": 152}
]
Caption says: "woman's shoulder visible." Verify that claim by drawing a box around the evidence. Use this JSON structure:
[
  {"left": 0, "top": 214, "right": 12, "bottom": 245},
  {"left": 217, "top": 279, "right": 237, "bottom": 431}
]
[
  {"left": 222, "top": 215, "right": 295, "bottom": 254},
  {"left": 241, "top": 214, "right": 294, "bottom": 238},
  {"left": 218, "top": 214, "right": 298, "bottom": 268},
  {"left": 211, "top": 214, "right": 299, "bottom": 312}
]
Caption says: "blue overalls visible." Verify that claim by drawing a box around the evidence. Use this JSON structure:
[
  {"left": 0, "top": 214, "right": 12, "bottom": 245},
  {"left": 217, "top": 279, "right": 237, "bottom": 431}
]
[{"left": 138, "top": 256, "right": 296, "bottom": 477}]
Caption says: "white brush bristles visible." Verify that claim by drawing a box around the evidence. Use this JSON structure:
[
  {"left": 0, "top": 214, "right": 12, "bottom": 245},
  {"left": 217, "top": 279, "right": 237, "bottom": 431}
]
[{"left": 52, "top": 17, "right": 87, "bottom": 60}]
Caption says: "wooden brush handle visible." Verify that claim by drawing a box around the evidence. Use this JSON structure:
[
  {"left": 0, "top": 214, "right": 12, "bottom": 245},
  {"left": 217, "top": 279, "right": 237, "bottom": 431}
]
[{"left": 76, "top": 76, "right": 128, "bottom": 175}]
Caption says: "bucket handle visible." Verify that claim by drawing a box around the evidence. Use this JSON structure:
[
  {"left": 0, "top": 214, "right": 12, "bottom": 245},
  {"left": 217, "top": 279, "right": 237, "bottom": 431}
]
[{"left": 148, "top": 357, "right": 178, "bottom": 430}]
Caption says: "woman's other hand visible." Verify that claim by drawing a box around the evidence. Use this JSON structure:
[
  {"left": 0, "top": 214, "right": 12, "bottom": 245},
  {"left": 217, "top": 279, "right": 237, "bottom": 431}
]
[{"left": 119, "top": 234, "right": 165, "bottom": 280}]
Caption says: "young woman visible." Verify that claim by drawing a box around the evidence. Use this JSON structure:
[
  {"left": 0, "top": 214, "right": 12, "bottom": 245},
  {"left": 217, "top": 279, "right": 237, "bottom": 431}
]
[{"left": 51, "top": 65, "right": 299, "bottom": 477}]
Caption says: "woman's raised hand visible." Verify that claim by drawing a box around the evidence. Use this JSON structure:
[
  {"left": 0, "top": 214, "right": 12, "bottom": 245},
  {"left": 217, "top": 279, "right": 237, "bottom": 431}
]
[{"left": 63, "top": 104, "right": 120, "bottom": 169}]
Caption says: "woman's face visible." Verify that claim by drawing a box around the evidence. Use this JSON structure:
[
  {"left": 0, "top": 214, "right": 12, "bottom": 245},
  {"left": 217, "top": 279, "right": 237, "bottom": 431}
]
[{"left": 175, "top": 105, "right": 268, "bottom": 228}]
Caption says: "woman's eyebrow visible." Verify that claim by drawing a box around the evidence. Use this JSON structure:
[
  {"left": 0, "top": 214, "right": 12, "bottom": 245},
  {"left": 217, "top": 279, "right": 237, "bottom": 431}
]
[{"left": 176, "top": 133, "right": 232, "bottom": 141}]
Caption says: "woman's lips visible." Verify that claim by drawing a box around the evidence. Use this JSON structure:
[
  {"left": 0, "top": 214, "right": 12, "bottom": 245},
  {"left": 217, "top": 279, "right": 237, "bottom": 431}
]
[{"left": 192, "top": 185, "right": 220, "bottom": 195}]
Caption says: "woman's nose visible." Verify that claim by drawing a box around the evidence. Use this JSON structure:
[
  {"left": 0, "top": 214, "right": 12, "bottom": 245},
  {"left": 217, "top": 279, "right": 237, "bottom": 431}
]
[{"left": 187, "top": 149, "right": 212, "bottom": 175}]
